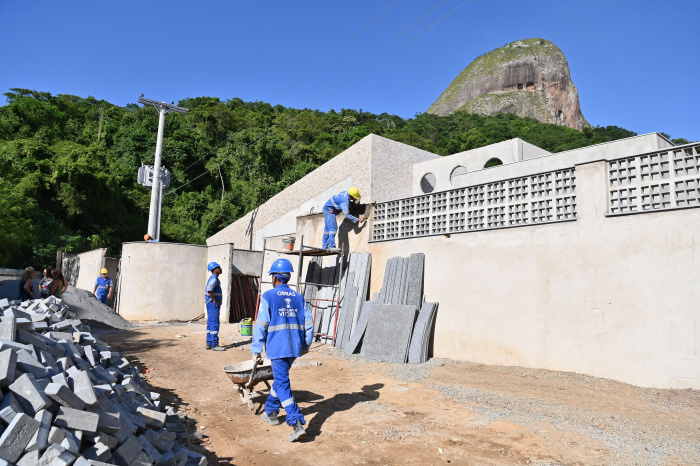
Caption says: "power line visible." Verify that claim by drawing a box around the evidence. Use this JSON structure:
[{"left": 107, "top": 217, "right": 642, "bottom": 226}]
[
  {"left": 173, "top": 1, "right": 399, "bottom": 177},
  {"left": 169, "top": 0, "right": 473, "bottom": 196}
]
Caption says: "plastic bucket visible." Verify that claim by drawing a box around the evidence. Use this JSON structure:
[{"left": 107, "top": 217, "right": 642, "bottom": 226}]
[
  {"left": 240, "top": 318, "right": 253, "bottom": 336},
  {"left": 282, "top": 236, "right": 296, "bottom": 251}
]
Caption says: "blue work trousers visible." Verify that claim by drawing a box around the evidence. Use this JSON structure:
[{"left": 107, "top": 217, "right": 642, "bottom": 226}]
[
  {"left": 322, "top": 207, "right": 339, "bottom": 249},
  {"left": 206, "top": 301, "right": 220, "bottom": 347},
  {"left": 266, "top": 357, "right": 305, "bottom": 426},
  {"left": 97, "top": 294, "right": 109, "bottom": 305}
]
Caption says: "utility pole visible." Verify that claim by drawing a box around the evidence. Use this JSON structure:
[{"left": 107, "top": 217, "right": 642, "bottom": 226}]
[{"left": 138, "top": 96, "right": 187, "bottom": 239}]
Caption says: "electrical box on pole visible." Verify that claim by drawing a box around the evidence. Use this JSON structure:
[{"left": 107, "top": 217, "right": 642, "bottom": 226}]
[{"left": 138, "top": 96, "right": 187, "bottom": 240}]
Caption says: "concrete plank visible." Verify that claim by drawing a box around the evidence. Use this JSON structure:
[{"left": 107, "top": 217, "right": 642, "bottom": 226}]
[
  {"left": 361, "top": 304, "right": 417, "bottom": 363},
  {"left": 0, "top": 413, "right": 41, "bottom": 463},
  {"left": 343, "top": 301, "right": 373, "bottom": 354},
  {"left": 405, "top": 253, "right": 425, "bottom": 310},
  {"left": 408, "top": 302, "right": 437, "bottom": 364}
]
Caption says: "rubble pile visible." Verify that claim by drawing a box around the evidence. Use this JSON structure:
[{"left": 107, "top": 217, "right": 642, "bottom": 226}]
[{"left": 0, "top": 296, "right": 207, "bottom": 465}]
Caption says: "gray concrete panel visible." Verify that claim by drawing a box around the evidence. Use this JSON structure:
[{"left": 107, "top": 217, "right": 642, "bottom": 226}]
[
  {"left": 343, "top": 301, "right": 373, "bottom": 354},
  {"left": 405, "top": 253, "right": 425, "bottom": 310},
  {"left": 361, "top": 304, "right": 417, "bottom": 363}
]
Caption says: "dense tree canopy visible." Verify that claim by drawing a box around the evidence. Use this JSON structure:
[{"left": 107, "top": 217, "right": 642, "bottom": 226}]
[{"left": 0, "top": 88, "right": 689, "bottom": 268}]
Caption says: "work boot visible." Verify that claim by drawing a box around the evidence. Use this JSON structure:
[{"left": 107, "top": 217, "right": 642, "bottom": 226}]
[
  {"left": 211, "top": 345, "right": 225, "bottom": 351},
  {"left": 289, "top": 420, "right": 306, "bottom": 442},
  {"left": 205, "top": 345, "right": 211, "bottom": 350},
  {"left": 262, "top": 411, "right": 280, "bottom": 426}
]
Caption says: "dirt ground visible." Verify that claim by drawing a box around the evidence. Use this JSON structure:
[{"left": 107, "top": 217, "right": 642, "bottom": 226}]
[{"left": 99, "top": 323, "right": 700, "bottom": 465}]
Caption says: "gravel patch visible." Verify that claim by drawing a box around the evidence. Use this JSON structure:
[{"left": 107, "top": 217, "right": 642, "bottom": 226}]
[{"left": 430, "top": 382, "right": 700, "bottom": 465}]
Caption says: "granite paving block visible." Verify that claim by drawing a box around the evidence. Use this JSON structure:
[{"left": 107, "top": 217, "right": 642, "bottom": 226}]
[
  {"left": 408, "top": 302, "right": 438, "bottom": 364},
  {"left": 89, "top": 432, "right": 119, "bottom": 449},
  {"left": 83, "top": 442, "right": 112, "bottom": 462},
  {"left": 0, "top": 392, "right": 23, "bottom": 424},
  {"left": 0, "top": 413, "right": 41, "bottom": 463},
  {"left": 45, "top": 382, "right": 87, "bottom": 410},
  {"left": 0, "top": 299, "right": 8, "bottom": 309},
  {"left": 16, "top": 450, "right": 40, "bottom": 466},
  {"left": 137, "top": 434, "right": 163, "bottom": 464},
  {"left": 37, "top": 443, "right": 69, "bottom": 464},
  {"left": 361, "top": 304, "right": 417, "bottom": 363},
  {"left": 54, "top": 406, "right": 99, "bottom": 433},
  {"left": 142, "top": 428, "right": 174, "bottom": 453},
  {"left": 405, "top": 253, "right": 425, "bottom": 310},
  {"left": 343, "top": 301, "right": 373, "bottom": 354},
  {"left": 25, "top": 409, "right": 51, "bottom": 452},
  {"left": 16, "top": 349, "right": 50, "bottom": 379},
  {"left": 48, "top": 425, "right": 67, "bottom": 445},
  {"left": 9, "top": 373, "right": 53, "bottom": 414},
  {"left": 68, "top": 370, "right": 97, "bottom": 406},
  {"left": 0, "top": 318, "right": 16, "bottom": 342},
  {"left": 0, "top": 348, "right": 17, "bottom": 388},
  {"left": 136, "top": 406, "right": 166, "bottom": 428},
  {"left": 159, "top": 450, "right": 176, "bottom": 466},
  {"left": 60, "top": 428, "right": 81, "bottom": 453}
]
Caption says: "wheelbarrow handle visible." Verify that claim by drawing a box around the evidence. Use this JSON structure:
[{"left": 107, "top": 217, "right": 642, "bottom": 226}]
[{"left": 246, "top": 359, "right": 258, "bottom": 389}]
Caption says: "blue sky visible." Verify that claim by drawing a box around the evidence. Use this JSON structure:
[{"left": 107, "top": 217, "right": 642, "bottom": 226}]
[{"left": 1, "top": 0, "right": 697, "bottom": 141}]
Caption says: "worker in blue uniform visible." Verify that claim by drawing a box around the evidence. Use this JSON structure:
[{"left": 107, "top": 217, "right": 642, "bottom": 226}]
[
  {"left": 93, "top": 268, "right": 113, "bottom": 305},
  {"left": 205, "top": 262, "right": 225, "bottom": 351},
  {"left": 251, "top": 258, "right": 314, "bottom": 442},
  {"left": 322, "top": 187, "right": 366, "bottom": 249}
]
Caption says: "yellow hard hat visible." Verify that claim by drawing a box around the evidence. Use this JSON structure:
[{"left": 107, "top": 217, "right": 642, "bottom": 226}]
[
  {"left": 348, "top": 187, "right": 361, "bottom": 199},
  {"left": 100, "top": 268, "right": 108, "bottom": 274}
]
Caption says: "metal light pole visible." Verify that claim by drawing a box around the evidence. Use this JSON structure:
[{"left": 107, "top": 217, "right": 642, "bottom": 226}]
[{"left": 138, "top": 96, "right": 187, "bottom": 239}]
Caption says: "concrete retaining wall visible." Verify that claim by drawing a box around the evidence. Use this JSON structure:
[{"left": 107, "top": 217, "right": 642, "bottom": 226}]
[{"left": 117, "top": 243, "right": 208, "bottom": 321}]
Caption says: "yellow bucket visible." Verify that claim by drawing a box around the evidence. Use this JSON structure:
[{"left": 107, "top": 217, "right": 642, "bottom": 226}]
[{"left": 240, "top": 318, "right": 253, "bottom": 336}]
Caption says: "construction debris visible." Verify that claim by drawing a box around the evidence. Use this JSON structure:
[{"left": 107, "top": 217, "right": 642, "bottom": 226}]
[{"left": 0, "top": 295, "right": 207, "bottom": 465}]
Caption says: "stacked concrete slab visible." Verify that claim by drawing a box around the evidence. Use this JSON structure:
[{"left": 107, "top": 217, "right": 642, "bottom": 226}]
[
  {"left": 0, "top": 296, "right": 207, "bottom": 465},
  {"left": 342, "top": 253, "right": 438, "bottom": 364},
  {"left": 334, "top": 253, "right": 371, "bottom": 349},
  {"left": 407, "top": 302, "right": 439, "bottom": 364}
]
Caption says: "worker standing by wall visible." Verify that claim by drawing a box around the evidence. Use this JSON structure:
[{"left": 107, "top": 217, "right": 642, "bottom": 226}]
[
  {"left": 251, "top": 258, "right": 314, "bottom": 442},
  {"left": 93, "top": 268, "right": 113, "bottom": 305},
  {"left": 205, "top": 262, "right": 225, "bottom": 351},
  {"left": 322, "top": 187, "right": 366, "bottom": 249}
]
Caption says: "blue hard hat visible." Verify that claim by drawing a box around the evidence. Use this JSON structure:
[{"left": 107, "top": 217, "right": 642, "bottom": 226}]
[
  {"left": 268, "top": 258, "right": 294, "bottom": 275},
  {"left": 207, "top": 261, "right": 221, "bottom": 271}
]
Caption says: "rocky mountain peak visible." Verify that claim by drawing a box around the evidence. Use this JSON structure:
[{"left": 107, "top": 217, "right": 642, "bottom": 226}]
[{"left": 427, "top": 38, "right": 588, "bottom": 130}]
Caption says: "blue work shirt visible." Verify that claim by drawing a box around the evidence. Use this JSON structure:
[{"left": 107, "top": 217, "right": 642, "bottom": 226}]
[
  {"left": 205, "top": 273, "right": 222, "bottom": 304},
  {"left": 251, "top": 284, "right": 314, "bottom": 359},
  {"left": 94, "top": 276, "right": 113, "bottom": 299},
  {"left": 324, "top": 191, "right": 359, "bottom": 223}
]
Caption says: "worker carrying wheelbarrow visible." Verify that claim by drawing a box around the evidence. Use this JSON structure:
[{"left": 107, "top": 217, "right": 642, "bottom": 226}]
[{"left": 251, "top": 258, "right": 314, "bottom": 442}]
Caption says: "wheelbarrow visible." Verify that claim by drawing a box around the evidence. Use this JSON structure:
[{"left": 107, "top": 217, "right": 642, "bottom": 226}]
[{"left": 223, "top": 359, "right": 273, "bottom": 411}]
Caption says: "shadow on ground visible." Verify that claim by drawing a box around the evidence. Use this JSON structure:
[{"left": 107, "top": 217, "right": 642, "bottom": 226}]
[{"left": 298, "top": 383, "right": 383, "bottom": 441}]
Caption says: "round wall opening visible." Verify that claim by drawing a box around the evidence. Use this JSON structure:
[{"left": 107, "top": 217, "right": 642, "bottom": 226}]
[
  {"left": 484, "top": 158, "right": 503, "bottom": 168},
  {"left": 449, "top": 165, "right": 467, "bottom": 187},
  {"left": 420, "top": 172, "right": 437, "bottom": 193}
]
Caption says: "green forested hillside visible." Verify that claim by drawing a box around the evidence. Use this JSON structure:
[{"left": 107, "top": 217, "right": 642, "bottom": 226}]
[{"left": 0, "top": 88, "right": 688, "bottom": 268}]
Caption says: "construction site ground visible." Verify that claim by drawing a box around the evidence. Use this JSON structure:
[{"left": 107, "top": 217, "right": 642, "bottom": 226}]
[{"left": 99, "top": 322, "right": 700, "bottom": 465}]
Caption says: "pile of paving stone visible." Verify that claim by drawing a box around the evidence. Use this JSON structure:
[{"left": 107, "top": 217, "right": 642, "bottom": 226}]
[{"left": 0, "top": 296, "right": 207, "bottom": 465}]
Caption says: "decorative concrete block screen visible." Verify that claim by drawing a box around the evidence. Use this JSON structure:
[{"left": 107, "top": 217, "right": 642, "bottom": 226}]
[
  {"left": 371, "top": 168, "right": 577, "bottom": 242},
  {"left": 608, "top": 143, "right": 700, "bottom": 214}
]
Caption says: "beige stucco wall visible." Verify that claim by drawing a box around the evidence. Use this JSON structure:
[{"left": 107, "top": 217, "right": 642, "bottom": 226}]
[
  {"left": 369, "top": 159, "right": 700, "bottom": 389},
  {"left": 117, "top": 243, "right": 208, "bottom": 321}
]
